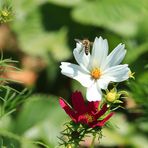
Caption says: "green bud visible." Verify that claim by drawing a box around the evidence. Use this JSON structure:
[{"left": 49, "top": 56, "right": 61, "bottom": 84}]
[
  {"left": 67, "top": 144, "right": 72, "bottom": 148},
  {"left": 1, "top": 10, "right": 9, "bottom": 17},
  {"left": 106, "top": 88, "right": 120, "bottom": 103},
  {"left": 106, "top": 91, "right": 117, "bottom": 102}
]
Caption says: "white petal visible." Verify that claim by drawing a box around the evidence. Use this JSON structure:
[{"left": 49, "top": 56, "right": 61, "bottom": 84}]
[
  {"left": 103, "top": 64, "right": 130, "bottom": 82},
  {"left": 60, "top": 62, "right": 93, "bottom": 87},
  {"left": 97, "top": 77, "right": 110, "bottom": 90},
  {"left": 102, "top": 43, "right": 126, "bottom": 70},
  {"left": 89, "top": 37, "right": 108, "bottom": 69},
  {"left": 86, "top": 83, "right": 102, "bottom": 101},
  {"left": 73, "top": 42, "right": 90, "bottom": 72}
]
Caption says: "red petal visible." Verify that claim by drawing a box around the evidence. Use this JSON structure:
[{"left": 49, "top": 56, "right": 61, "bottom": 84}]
[
  {"left": 59, "top": 98, "right": 77, "bottom": 122},
  {"left": 71, "top": 91, "right": 86, "bottom": 113},
  {"left": 97, "top": 112, "right": 114, "bottom": 127},
  {"left": 78, "top": 114, "right": 88, "bottom": 124},
  {"left": 95, "top": 104, "right": 108, "bottom": 118},
  {"left": 88, "top": 101, "right": 99, "bottom": 113}
]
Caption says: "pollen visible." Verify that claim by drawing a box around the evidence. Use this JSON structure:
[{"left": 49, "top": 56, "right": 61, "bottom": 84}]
[
  {"left": 91, "top": 68, "right": 101, "bottom": 79},
  {"left": 85, "top": 113, "right": 94, "bottom": 123}
]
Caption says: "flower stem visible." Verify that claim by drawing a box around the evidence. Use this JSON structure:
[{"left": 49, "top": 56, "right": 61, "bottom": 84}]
[{"left": 90, "top": 133, "right": 96, "bottom": 148}]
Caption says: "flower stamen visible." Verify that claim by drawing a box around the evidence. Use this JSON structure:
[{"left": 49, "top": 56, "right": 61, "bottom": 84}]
[
  {"left": 85, "top": 113, "right": 94, "bottom": 123},
  {"left": 91, "top": 68, "right": 101, "bottom": 79}
]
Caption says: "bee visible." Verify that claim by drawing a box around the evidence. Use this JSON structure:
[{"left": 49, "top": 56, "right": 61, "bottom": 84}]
[{"left": 74, "top": 39, "right": 93, "bottom": 55}]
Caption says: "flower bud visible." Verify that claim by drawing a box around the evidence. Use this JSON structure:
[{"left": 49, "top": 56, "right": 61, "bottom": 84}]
[
  {"left": 1, "top": 10, "right": 9, "bottom": 17},
  {"left": 106, "top": 91, "right": 117, "bottom": 102},
  {"left": 67, "top": 144, "right": 72, "bottom": 148}
]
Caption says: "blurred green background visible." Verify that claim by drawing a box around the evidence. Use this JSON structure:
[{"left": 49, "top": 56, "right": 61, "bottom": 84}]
[{"left": 0, "top": 0, "right": 148, "bottom": 147}]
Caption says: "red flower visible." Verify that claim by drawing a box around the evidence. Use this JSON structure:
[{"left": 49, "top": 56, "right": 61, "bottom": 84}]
[{"left": 59, "top": 91, "right": 114, "bottom": 128}]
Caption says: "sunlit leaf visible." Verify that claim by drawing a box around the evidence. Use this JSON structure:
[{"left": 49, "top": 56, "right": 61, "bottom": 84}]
[
  {"left": 13, "top": 94, "right": 67, "bottom": 146},
  {"left": 72, "top": 0, "right": 148, "bottom": 37},
  {"left": 12, "top": 5, "right": 71, "bottom": 61},
  {"left": 46, "top": 28, "right": 71, "bottom": 61},
  {"left": 47, "top": 0, "right": 84, "bottom": 7}
]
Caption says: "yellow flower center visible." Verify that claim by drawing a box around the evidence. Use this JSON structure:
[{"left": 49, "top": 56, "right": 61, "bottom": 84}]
[
  {"left": 91, "top": 68, "right": 101, "bottom": 79},
  {"left": 85, "top": 113, "right": 94, "bottom": 123}
]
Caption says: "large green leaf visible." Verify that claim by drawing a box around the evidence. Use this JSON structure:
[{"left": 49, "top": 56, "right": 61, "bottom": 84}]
[
  {"left": 12, "top": 3, "right": 71, "bottom": 61},
  {"left": 12, "top": 0, "right": 45, "bottom": 15},
  {"left": 124, "top": 42, "right": 148, "bottom": 64},
  {"left": 46, "top": 28, "right": 71, "bottom": 61},
  {"left": 101, "top": 114, "right": 148, "bottom": 147},
  {"left": 13, "top": 94, "right": 68, "bottom": 146},
  {"left": 47, "top": 0, "right": 84, "bottom": 7},
  {"left": 123, "top": 41, "right": 148, "bottom": 82},
  {"left": 72, "top": 0, "right": 148, "bottom": 37},
  {"left": 0, "top": 129, "right": 38, "bottom": 148}
]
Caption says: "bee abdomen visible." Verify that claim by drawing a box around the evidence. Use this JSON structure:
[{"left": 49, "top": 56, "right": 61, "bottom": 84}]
[{"left": 85, "top": 47, "right": 89, "bottom": 55}]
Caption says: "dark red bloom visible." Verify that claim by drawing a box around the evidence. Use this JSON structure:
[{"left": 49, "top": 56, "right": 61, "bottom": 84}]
[{"left": 59, "top": 91, "right": 114, "bottom": 128}]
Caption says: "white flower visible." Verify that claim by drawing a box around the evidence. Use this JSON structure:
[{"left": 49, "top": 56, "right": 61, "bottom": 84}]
[{"left": 60, "top": 37, "right": 130, "bottom": 101}]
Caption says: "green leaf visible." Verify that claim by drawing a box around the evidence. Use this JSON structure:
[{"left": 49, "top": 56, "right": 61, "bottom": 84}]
[
  {"left": 12, "top": 0, "right": 45, "bottom": 16},
  {"left": 46, "top": 28, "right": 71, "bottom": 61},
  {"left": 72, "top": 0, "right": 148, "bottom": 37},
  {"left": 113, "top": 100, "right": 123, "bottom": 104},
  {"left": 71, "top": 81, "right": 86, "bottom": 97},
  {"left": 0, "top": 130, "right": 38, "bottom": 148},
  {"left": 12, "top": 5, "right": 71, "bottom": 61},
  {"left": 0, "top": 135, "right": 20, "bottom": 148},
  {"left": 138, "top": 71, "right": 148, "bottom": 83},
  {"left": 124, "top": 42, "right": 148, "bottom": 64},
  {"left": 130, "top": 134, "right": 148, "bottom": 148},
  {"left": 47, "top": 0, "right": 84, "bottom": 7},
  {"left": 13, "top": 94, "right": 68, "bottom": 146},
  {"left": 0, "top": 115, "right": 11, "bottom": 130}
]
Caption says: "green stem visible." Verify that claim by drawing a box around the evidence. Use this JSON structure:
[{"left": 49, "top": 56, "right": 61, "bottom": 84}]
[{"left": 90, "top": 133, "right": 96, "bottom": 148}]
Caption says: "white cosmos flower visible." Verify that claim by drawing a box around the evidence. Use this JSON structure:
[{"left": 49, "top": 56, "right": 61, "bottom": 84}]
[{"left": 60, "top": 37, "right": 130, "bottom": 101}]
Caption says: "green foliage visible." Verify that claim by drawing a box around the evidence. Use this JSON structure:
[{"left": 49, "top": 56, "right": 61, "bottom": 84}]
[
  {"left": 0, "top": 58, "right": 19, "bottom": 84},
  {"left": 72, "top": 0, "right": 148, "bottom": 37},
  {"left": 0, "top": 0, "right": 147, "bottom": 147},
  {"left": 47, "top": 0, "right": 83, "bottom": 7},
  {"left": 0, "top": 87, "right": 30, "bottom": 118},
  {"left": 0, "top": 93, "right": 68, "bottom": 147},
  {"left": 129, "top": 82, "right": 148, "bottom": 121},
  {"left": 0, "top": 0, "right": 13, "bottom": 23},
  {"left": 100, "top": 114, "right": 148, "bottom": 147},
  {"left": 11, "top": 1, "right": 71, "bottom": 61},
  {"left": 0, "top": 57, "right": 29, "bottom": 119},
  {"left": 59, "top": 121, "right": 102, "bottom": 147},
  {"left": 124, "top": 42, "right": 148, "bottom": 64},
  {"left": 12, "top": 94, "right": 67, "bottom": 147}
]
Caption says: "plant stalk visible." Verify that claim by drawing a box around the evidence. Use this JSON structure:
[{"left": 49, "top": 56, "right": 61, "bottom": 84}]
[{"left": 90, "top": 133, "right": 96, "bottom": 148}]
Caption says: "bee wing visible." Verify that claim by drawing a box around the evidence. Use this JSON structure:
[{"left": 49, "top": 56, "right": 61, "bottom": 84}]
[
  {"left": 90, "top": 42, "right": 93, "bottom": 46},
  {"left": 74, "top": 39, "right": 82, "bottom": 43}
]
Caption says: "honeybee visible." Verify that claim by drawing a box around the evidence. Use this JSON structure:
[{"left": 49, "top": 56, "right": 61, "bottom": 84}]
[{"left": 75, "top": 39, "right": 93, "bottom": 55}]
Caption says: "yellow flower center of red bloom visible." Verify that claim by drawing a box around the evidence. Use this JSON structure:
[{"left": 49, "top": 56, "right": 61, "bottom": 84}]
[
  {"left": 91, "top": 68, "right": 101, "bottom": 79},
  {"left": 85, "top": 113, "right": 94, "bottom": 123}
]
